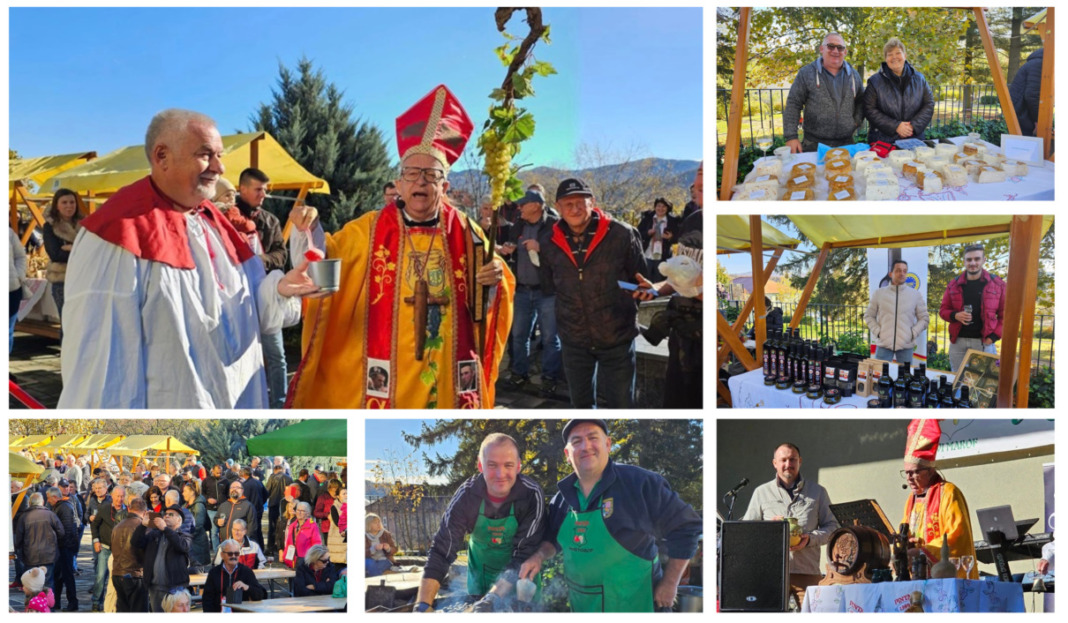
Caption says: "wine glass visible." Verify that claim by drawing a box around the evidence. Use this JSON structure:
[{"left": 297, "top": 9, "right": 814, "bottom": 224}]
[
  {"left": 961, "top": 555, "right": 975, "bottom": 578},
  {"left": 756, "top": 137, "right": 773, "bottom": 161},
  {"left": 949, "top": 557, "right": 961, "bottom": 579}
]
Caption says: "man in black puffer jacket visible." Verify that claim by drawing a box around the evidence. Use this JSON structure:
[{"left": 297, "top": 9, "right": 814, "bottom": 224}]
[
  {"left": 863, "top": 38, "right": 934, "bottom": 146},
  {"left": 1009, "top": 47, "right": 1044, "bottom": 137},
  {"left": 541, "top": 178, "right": 647, "bottom": 408},
  {"left": 48, "top": 486, "right": 81, "bottom": 611}
]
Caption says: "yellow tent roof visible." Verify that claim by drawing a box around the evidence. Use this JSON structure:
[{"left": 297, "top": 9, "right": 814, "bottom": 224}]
[
  {"left": 67, "top": 434, "right": 126, "bottom": 452},
  {"left": 106, "top": 435, "right": 199, "bottom": 457},
  {"left": 9, "top": 151, "right": 96, "bottom": 192},
  {"left": 717, "top": 215, "right": 801, "bottom": 252},
  {"left": 38, "top": 131, "right": 330, "bottom": 196},
  {"left": 9, "top": 452, "right": 44, "bottom": 476},
  {"left": 9, "top": 435, "right": 55, "bottom": 451},
  {"left": 38, "top": 434, "right": 90, "bottom": 451},
  {"left": 788, "top": 215, "right": 1054, "bottom": 249}
]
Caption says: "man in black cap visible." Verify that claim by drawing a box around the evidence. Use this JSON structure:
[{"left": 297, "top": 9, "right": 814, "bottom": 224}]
[
  {"left": 499, "top": 189, "right": 563, "bottom": 398},
  {"left": 519, "top": 420, "right": 701, "bottom": 612},
  {"left": 540, "top": 179, "right": 651, "bottom": 408},
  {"left": 139, "top": 504, "right": 192, "bottom": 612}
]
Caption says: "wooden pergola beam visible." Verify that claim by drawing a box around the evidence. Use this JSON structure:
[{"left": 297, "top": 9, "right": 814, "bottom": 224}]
[
  {"left": 717, "top": 312, "right": 758, "bottom": 372},
  {"left": 997, "top": 215, "right": 1043, "bottom": 407},
  {"left": 718, "top": 7, "right": 752, "bottom": 201},
  {"left": 1034, "top": 8, "right": 1055, "bottom": 160},
  {"left": 1012, "top": 215, "right": 1043, "bottom": 407},
  {"left": 716, "top": 247, "right": 783, "bottom": 370},
  {"left": 790, "top": 242, "right": 831, "bottom": 329},
  {"left": 974, "top": 7, "right": 1022, "bottom": 135},
  {"left": 827, "top": 224, "right": 1011, "bottom": 249},
  {"left": 749, "top": 216, "right": 766, "bottom": 366}
]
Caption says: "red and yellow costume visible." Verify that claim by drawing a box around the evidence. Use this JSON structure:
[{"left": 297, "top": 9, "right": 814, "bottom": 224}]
[
  {"left": 287, "top": 85, "right": 513, "bottom": 408},
  {"left": 901, "top": 419, "right": 979, "bottom": 578}
]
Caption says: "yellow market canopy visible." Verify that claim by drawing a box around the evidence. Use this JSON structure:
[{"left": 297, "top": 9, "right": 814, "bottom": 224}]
[
  {"left": 9, "top": 452, "right": 44, "bottom": 476},
  {"left": 9, "top": 151, "right": 96, "bottom": 193},
  {"left": 788, "top": 215, "right": 1055, "bottom": 250},
  {"left": 37, "top": 434, "right": 90, "bottom": 453},
  {"left": 106, "top": 435, "right": 199, "bottom": 458},
  {"left": 10, "top": 435, "right": 55, "bottom": 451},
  {"left": 38, "top": 131, "right": 330, "bottom": 197},
  {"left": 67, "top": 434, "right": 126, "bottom": 454},
  {"left": 717, "top": 215, "right": 801, "bottom": 253}
]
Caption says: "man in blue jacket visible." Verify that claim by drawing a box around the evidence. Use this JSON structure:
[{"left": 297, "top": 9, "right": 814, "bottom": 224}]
[{"left": 519, "top": 420, "right": 702, "bottom": 612}]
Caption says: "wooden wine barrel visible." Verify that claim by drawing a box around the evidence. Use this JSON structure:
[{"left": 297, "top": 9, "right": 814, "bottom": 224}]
[{"left": 826, "top": 525, "right": 891, "bottom": 576}]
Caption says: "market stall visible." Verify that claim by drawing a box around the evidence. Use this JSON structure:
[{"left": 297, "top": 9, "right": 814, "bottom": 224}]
[
  {"left": 9, "top": 452, "right": 44, "bottom": 521},
  {"left": 245, "top": 419, "right": 346, "bottom": 458},
  {"left": 104, "top": 435, "right": 199, "bottom": 474}
]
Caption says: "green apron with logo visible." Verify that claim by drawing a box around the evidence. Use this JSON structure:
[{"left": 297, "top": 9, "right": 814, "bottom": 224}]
[
  {"left": 557, "top": 493, "right": 655, "bottom": 612},
  {"left": 468, "top": 500, "right": 518, "bottom": 596}
]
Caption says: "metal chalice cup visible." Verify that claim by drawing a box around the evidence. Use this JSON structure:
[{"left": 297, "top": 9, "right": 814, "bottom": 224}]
[{"left": 307, "top": 258, "right": 341, "bottom": 292}]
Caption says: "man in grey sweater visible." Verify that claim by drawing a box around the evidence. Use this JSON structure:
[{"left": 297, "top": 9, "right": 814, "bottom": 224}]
[
  {"left": 865, "top": 259, "right": 929, "bottom": 365},
  {"left": 743, "top": 443, "right": 838, "bottom": 609},
  {"left": 783, "top": 32, "right": 866, "bottom": 153}
]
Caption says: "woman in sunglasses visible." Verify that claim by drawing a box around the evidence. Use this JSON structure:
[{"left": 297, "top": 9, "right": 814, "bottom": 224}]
[{"left": 295, "top": 544, "right": 344, "bottom": 596}]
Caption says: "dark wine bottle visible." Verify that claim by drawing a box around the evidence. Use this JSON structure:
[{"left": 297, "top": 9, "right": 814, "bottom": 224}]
[
  {"left": 878, "top": 362, "right": 893, "bottom": 407},
  {"left": 957, "top": 385, "right": 971, "bottom": 408},
  {"left": 907, "top": 370, "right": 925, "bottom": 408},
  {"left": 916, "top": 363, "right": 930, "bottom": 400},
  {"left": 893, "top": 364, "right": 909, "bottom": 408}
]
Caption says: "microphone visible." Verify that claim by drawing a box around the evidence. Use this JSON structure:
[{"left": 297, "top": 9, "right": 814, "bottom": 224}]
[
  {"left": 395, "top": 198, "right": 406, "bottom": 210},
  {"left": 902, "top": 483, "right": 909, "bottom": 489},
  {"left": 725, "top": 477, "right": 749, "bottom": 498}
]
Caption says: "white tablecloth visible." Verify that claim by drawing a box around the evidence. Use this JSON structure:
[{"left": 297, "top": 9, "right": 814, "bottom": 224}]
[
  {"left": 727, "top": 367, "right": 953, "bottom": 408},
  {"left": 733, "top": 150, "right": 1054, "bottom": 201},
  {"left": 17, "top": 278, "right": 59, "bottom": 322},
  {"left": 802, "top": 578, "right": 1024, "bottom": 613}
]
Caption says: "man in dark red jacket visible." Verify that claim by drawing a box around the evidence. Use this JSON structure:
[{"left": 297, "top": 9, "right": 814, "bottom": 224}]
[{"left": 938, "top": 244, "right": 1006, "bottom": 373}]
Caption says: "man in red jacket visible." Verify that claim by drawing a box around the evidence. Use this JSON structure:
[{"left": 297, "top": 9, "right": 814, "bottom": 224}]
[{"left": 938, "top": 244, "right": 1006, "bottom": 373}]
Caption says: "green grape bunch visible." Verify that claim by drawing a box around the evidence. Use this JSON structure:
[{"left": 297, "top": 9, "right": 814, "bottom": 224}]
[{"left": 479, "top": 127, "right": 516, "bottom": 208}]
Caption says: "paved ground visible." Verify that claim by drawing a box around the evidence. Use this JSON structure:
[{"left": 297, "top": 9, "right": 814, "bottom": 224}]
[{"left": 8, "top": 333, "right": 572, "bottom": 410}]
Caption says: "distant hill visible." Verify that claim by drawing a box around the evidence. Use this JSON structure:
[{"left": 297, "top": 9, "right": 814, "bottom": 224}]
[{"left": 449, "top": 157, "right": 700, "bottom": 203}]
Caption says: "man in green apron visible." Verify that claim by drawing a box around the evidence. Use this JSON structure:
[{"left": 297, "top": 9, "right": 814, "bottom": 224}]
[
  {"left": 518, "top": 419, "right": 702, "bottom": 612},
  {"left": 415, "top": 433, "right": 546, "bottom": 612}
]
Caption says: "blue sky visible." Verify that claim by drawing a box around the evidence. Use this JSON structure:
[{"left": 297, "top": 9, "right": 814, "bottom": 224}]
[
  {"left": 365, "top": 419, "right": 458, "bottom": 485},
  {"left": 9, "top": 7, "right": 702, "bottom": 170}
]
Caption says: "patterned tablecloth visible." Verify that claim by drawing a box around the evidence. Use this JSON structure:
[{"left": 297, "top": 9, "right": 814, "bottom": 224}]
[{"left": 802, "top": 578, "right": 1025, "bottom": 613}]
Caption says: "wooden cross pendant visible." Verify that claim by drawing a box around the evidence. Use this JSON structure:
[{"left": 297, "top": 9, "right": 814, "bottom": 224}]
[{"left": 403, "top": 279, "right": 449, "bottom": 360}]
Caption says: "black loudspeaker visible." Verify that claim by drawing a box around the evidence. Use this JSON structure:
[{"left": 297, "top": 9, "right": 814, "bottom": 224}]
[{"left": 719, "top": 520, "right": 790, "bottom": 612}]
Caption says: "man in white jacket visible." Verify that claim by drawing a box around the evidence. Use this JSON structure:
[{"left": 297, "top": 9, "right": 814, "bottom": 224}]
[{"left": 864, "top": 259, "right": 928, "bottom": 364}]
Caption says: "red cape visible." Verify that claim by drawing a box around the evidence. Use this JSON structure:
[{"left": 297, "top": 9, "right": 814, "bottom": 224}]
[{"left": 80, "top": 176, "right": 254, "bottom": 269}]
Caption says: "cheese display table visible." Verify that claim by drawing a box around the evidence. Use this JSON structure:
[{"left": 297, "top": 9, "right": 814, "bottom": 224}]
[
  {"left": 731, "top": 142, "right": 1054, "bottom": 201},
  {"left": 727, "top": 366, "right": 953, "bottom": 408},
  {"left": 801, "top": 578, "right": 1024, "bottom": 613}
]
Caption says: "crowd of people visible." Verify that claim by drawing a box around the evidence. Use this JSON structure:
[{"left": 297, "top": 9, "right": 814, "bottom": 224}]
[
  {"left": 782, "top": 32, "right": 1046, "bottom": 152},
  {"left": 10, "top": 83, "right": 703, "bottom": 411},
  {"left": 11, "top": 452, "right": 347, "bottom": 612}
]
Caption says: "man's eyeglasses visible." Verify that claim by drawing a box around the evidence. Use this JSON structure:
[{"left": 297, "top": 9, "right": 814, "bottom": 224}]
[
  {"left": 824, "top": 44, "right": 847, "bottom": 52},
  {"left": 224, "top": 551, "right": 240, "bottom": 557},
  {"left": 400, "top": 167, "right": 446, "bottom": 183},
  {"left": 900, "top": 468, "right": 930, "bottom": 479}
]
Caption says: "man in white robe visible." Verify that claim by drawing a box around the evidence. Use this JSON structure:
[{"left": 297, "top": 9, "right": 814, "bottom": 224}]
[{"left": 58, "top": 109, "right": 323, "bottom": 408}]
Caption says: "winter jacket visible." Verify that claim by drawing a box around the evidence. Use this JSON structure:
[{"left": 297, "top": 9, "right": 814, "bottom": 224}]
[
  {"left": 1009, "top": 48, "right": 1044, "bottom": 137},
  {"left": 544, "top": 460, "right": 702, "bottom": 588},
  {"left": 51, "top": 498, "right": 81, "bottom": 550},
  {"left": 864, "top": 283, "right": 929, "bottom": 351},
  {"left": 201, "top": 563, "right": 266, "bottom": 612},
  {"left": 637, "top": 211, "right": 681, "bottom": 261},
  {"left": 138, "top": 525, "right": 192, "bottom": 588},
  {"left": 202, "top": 474, "right": 229, "bottom": 511},
  {"left": 938, "top": 269, "right": 1006, "bottom": 344},
  {"left": 42, "top": 219, "right": 80, "bottom": 284},
  {"left": 84, "top": 493, "right": 109, "bottom": 526},
  {"left": 284, "top": 519, "right": 323, "bottom": 568},
  {"left": 91, "top": 502, "right": 127, "bottom": 548},
  {"left": 506, "top": 211, "right": 560, "bottom": 294},
  {"left": 749, "top": 306, "right": 784, "bottom": 339},
  {"left": 185, "top": 495, "right": 212, "bottom": 566},
  {"left": 266, "top": 472, "right": 293, "bottom": 507},
  {"left": 314, "top": 491, "right": 335, "bottom": 534},
  {"left": 110, "top": 516, "right": 147, "bottom": 577},
  {"left": 294, "top": 560, "right": 342, "bottom": 596},
  {"left": 328, "top": 501, "right": 347, "bottom": 563},
  {"left": 782, "top": 57, "right": 866, "bottom": 144},
  {"left": 235, "top": 196, "right": 288, "bottom": 272},
  {"left": 215, "top": 497, "right": 254, "bottom": 542},
  {"left": 14, "top": 506, "right": 65, "bottom": 566},
  {"left": 366, "top": 529, "right": 397, "bottom": 564},
  {"left": 423, "top": 473, "right": 545, "bottom": 584},
  {"left": 863, "top": 60, "right": 935, "bottom": 146},
  {"left": 542, "top": 209, "right": 646, "bottom": 350}
]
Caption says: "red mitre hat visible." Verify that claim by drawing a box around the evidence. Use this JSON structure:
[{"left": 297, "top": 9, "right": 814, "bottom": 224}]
[
  {"left": 904, "top": 419, "right": 941, "bottom": 467},
  {"left": 395, "top": 84, "right": 473, "bottom": 173}
]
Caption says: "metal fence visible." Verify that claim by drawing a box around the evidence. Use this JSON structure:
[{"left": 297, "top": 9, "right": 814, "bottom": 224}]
[
  {"left": 366, "top": 495, "right": 452, "bottom": 555},
  {"left": 717, "top": 84, "right": 1007, "bottom": 149},
  {"left": 720, "top": 300, "right": 1055, "bottom": 370}
]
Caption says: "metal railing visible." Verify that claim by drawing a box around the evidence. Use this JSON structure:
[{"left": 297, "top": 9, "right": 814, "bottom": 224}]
[
  {"left": 365, "top": 495, "right": 452, "bottom": 554},
  {"left": 717, "top": 84, "right": 1007, "bottom": 149},
  {"left": 720, "top": 300, "right": 1055, "bottom": 370}
]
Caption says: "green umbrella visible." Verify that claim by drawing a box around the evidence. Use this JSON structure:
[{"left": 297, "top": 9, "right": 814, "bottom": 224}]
[{"left": 245, "top": 419, "right": 347, "bottom": 457}]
